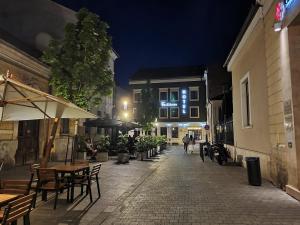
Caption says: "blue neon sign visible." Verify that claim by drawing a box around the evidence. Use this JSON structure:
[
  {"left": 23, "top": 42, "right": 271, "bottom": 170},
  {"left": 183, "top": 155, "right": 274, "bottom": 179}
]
[
  {"left": 284, "top": 0, "right": 295, "bottom": 8},
  {"left": 181, "top": 89, "right": 188, "bottom": 115}
]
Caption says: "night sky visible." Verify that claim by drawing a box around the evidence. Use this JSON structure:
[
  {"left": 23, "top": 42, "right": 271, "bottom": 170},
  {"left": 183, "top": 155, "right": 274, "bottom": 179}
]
[{"left": 55, "top": 0, "right": 254, "bottom": 87}]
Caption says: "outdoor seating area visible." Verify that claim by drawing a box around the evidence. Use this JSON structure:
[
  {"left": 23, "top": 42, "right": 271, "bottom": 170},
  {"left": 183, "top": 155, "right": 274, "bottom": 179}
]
[{"left": 0, "top": 160, "right": 103, "bottom": 224}]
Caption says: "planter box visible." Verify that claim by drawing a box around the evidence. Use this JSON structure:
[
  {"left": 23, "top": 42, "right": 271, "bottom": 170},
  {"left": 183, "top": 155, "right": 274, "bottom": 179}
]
[
  {"left": 137, "top": 151, "right": 148, "bottom": 161},
  {"left": 96, "top": 152, "right": 109, "bottom": 162},
  {"left": 118, "top": 153, "right": 129, "bottom": 164}
]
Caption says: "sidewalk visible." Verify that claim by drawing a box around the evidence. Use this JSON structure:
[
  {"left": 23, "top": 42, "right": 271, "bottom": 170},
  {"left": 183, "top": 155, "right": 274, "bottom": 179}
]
[{"left": 2, "top": 146, "right": 300, "bottom": 225}]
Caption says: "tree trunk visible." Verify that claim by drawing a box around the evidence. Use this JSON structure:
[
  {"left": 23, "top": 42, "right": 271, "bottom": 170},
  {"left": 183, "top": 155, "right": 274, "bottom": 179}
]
[{"left": 41, "top": 118, "right": 60, "bottom": 168}]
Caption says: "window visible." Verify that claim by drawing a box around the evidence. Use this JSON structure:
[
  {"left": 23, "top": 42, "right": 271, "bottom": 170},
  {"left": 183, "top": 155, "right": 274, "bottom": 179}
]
[
  {"left": 160, "top": 127, "right": 167, "bottom": 136},
  {"left": 170, "top": 88, "right": 179, "bottom": 101},
  {"left": 189, "top": 87, "right": 199, "bottom": 101},
  {"left": 170, "top": 107, "right": 179, "bottom": 118},
  {"left": 159, "top": 88, "right": 168, "bottom": 101},
  {"left": 97, "top": 127, "right": 102, "bottom": 134},
  {"left": 172, "top": 127, "right": 179, "bottom": 138},
  {"left": 159, "top": 108, "right": 168, "bottom": 119},
  {"left": 60, "top": 119, "right": 69, "bottom": 134},
  {"left": 190, "top": 106, "right": 199, "bottom": 118},
  {"left": 240, "top": 73, "right": 252, "bottom": 128},
  {"left": 97, "top": 111, "right": 102, "bottom": 117},
  {"left": 133, "top": 89, "right": 141, "bottom": 103}
]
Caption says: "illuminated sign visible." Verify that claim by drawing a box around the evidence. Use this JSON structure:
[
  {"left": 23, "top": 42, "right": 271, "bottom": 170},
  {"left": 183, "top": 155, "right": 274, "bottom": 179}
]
[
  {"left": 275, "top": 2, "right": 285, "bottom": 22},
  {"left": 181, "top": 89, "right": 188, "bottom": 115},
  {"left": 161, "top": 102, "right": 178, "bottom": 107},
  {"left": 284, "top": 0, "right": 294, "bottom": 7}
]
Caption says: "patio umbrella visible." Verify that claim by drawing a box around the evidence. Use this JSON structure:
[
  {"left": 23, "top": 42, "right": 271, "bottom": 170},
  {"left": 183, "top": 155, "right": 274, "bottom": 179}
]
[
  {"left": 84, "top": 118, "right": 123, "bottom": 128},
  {"left": 0, "top": 74, "right": 97, "bottom": 167},
  {"left": 0, "top": 75, "right": 96, "bottom": 121},
  {"left": 121, "top": 121, "right": 141, "bottom": 130}
]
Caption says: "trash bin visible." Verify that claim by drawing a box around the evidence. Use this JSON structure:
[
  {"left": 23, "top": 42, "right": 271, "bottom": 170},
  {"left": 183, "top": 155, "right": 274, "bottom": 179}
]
[{"left": 246, "top": 157, "right": 261, "bottom": 186}]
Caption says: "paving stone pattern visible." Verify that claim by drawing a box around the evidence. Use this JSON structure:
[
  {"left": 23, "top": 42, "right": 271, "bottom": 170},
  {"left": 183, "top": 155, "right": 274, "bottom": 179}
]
[{"left": 27, "top": 146, "right": 300, "bottom": 225}]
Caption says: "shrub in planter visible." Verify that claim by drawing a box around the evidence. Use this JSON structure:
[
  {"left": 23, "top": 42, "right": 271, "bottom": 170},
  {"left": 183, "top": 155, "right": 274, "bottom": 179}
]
[
  {"left": 135, "top": 136, "right": 148, "bottom": 161},
  {"left": 157, "top": 135, "right": 167, "bottom": 151},
  {"left": 75, "top": 135, "right": 88, "bottom": 159},
  {"left": 94, "top": 135, "right": 110, "bottom": 162},
  {"left": 117, "top": 134, "right": 129, "bottom": 163}
]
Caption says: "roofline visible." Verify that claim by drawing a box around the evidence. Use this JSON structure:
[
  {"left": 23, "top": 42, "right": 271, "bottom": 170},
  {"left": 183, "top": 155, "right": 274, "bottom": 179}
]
[{"left": 224, "top": 3, "right": 262, "bottom": 68}]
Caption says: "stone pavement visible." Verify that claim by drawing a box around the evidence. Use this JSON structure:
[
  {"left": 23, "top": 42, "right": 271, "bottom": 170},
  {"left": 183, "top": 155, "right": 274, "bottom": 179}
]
[{"left": 5, "top": 146, "right": 300, "bottom": 225}]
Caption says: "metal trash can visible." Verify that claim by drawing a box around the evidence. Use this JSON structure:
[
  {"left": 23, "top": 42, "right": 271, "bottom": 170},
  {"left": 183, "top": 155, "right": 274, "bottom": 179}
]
[{"left": 246, "top": 157, "right": 261, "bottom": 186}]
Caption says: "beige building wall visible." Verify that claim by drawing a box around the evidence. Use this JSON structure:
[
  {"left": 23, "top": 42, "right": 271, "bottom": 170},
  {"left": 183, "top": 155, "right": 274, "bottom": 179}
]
[{"left": 229, "top": 18, "right": 272, "bottom": 180}]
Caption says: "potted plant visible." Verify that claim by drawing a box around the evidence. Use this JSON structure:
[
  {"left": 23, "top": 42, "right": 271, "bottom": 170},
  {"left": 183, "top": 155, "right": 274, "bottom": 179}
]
[
  {"left": 76, "top": 135, "right": 87, "bottom": 160},
  {"left": 157, "top": 135, "right": 167, "bottom": 153},
  {"left": 117, "top": 134, "right": 130, "bottom": 164},
  {"left": 95, "top": 135, "right": 110, "bottom": 162},
  {"left": 135, "top": 136, "right": 148, "bottom": 161}
]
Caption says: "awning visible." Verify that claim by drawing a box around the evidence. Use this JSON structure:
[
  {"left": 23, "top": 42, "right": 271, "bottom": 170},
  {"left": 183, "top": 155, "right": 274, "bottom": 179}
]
[
  {"left": 84, "top": 118, "right": 123, "bottom": 128},
  {"left": 0, "top": 75, "right": 97, "bottom": 121}
]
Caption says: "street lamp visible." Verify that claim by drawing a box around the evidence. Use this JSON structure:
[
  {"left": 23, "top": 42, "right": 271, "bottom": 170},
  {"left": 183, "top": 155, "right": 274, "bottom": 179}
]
[{"left": 123, "top": 101, "right": 128, "bottom": 110}]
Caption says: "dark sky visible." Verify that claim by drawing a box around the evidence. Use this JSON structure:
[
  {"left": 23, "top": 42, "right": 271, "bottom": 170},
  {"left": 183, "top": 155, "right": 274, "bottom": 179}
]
[{"left": 55, "top": 0, "right": 254, "bottom": 87}]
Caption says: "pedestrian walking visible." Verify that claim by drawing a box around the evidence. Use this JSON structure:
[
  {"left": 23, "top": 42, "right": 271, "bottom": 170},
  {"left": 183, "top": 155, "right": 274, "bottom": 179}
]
[
  {"left": 189, "top": 135, "right": 195, "bottom": 153},
  {"left": 182, "top": 134, "right": 189, "bottom": 153}
]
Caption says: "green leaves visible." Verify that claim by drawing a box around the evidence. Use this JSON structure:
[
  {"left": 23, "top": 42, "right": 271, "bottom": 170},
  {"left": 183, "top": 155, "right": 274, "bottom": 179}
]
[
  {"left": 42, "top": 8, "right": 113, "bottom": 109},
  {"left": 136, "top": 82, "right": 158, "bottom": 131}
]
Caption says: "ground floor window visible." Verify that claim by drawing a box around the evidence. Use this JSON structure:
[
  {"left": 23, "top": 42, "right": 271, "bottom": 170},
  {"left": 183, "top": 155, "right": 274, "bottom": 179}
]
[
  {"left": 172, "top": 127, "right": 179, "bottom": 138},
  {"left": 160, "top": 127, "right": 167, "bottom": 136}
]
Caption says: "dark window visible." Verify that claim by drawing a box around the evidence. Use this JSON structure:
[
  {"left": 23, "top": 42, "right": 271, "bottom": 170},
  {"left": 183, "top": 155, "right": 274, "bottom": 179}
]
[
  {"left": 160, "top": 108, "right": 168, "bottom": 118},
  {"left": 134, "top": 92, "right": 141, "bottom": 102},
  {"left": 60, "top": 119, "right": 69, "bottom": 134},
  {"left": 190, "top": 90, "right": 198, "bottom": 100},
  {"left": 160, "top": 91, "right": 168, "bottom": 101},
  {"left": 97, "top": 111, "right": 102, "bottom": 117},
  {"left": 170, "top": 90, "right": 179, "bottom": 101},
  {"left": 190, "top": 107, "right": 199, "bottom": 118},
  {"left": 97, "top": 127, "right": 102, "bottom": 134},
  {"left": 160, "top": 127, "right": 167, "bottom": 136},
  {"left": 172, "top": 127, "right": 179, "bottom": 138},
  {"left": 245, "top": 81, "right": 250, "bottom": 126},
  {"left": 170, "top": 108, "right": 179, "bottom": 118}
]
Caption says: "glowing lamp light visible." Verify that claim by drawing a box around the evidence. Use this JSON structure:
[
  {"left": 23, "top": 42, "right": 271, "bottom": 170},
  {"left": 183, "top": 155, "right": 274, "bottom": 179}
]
[{"left": 274, "top": 22, "right": 282, "bottom": 32}]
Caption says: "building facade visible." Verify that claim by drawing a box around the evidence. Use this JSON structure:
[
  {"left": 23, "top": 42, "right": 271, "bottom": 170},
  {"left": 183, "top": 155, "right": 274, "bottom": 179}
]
[
  {"left": 225, "top": 0, "right": 300, "bottom": 200},
  {"left": 129, "top": 66, "right": 207, "bottom": 144},
  {"left": 0, "top": 0, "right": 117, "bottom": 165}
]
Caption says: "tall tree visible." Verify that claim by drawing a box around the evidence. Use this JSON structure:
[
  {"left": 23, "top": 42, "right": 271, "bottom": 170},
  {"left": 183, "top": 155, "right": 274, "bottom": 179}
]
[
  {"left": 40, "top": 8, "right": 114, "bottom": 167},
  {"left": 42, "top": 8, "right": 114, "bottom": 109},
  {"left": 136, "top": 82, "right": 158, "bottom": 133}
]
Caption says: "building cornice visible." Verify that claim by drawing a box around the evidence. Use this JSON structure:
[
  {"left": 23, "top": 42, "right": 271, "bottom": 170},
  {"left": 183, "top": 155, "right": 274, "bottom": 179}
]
[
  {"left": 129, "top": 77, "right": 204, "bottom": 85},
  {"left": 0, "top": 39, "right": 50, "bottom": 80}
]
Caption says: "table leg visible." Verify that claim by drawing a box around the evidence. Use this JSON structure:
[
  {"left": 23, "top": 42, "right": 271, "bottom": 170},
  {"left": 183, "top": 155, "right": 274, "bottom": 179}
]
[{"left": 70, "top": 172, "right": 75, "bottom": 202}]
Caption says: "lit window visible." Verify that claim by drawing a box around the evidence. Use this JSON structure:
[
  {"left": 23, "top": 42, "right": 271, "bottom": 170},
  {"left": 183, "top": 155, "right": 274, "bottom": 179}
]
[
  {"left": 172, "top": 127, "right": 179, "bottom": 138},
  {"left": 189, "top": 87, "right": 199, "bottom": 101},
  {"left": 170, "top": 107, "right": 179, "bottom": 118},
  {"left": 190, "top": 106, "right": 199, "bottom": 118},
  {"left": 170, "top": 88, "right": 179, "bottom": 101},
  {"left": 240, "top": 73, "right": 252, "bottom": 128},
  {"left": 159, "top": 88, "right": 168, "bottom": 101},
  {"left": 159, "top": 108, "right": 168, "bottom": 119},
  {"left": 133, "top": 89, "right": 141, "bottom": 103}
]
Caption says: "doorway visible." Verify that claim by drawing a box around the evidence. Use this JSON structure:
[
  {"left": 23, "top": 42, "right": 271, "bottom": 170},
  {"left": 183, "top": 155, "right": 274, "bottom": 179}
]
[{"left": 16, "top": 120, "right": 39, "bottom": 165}]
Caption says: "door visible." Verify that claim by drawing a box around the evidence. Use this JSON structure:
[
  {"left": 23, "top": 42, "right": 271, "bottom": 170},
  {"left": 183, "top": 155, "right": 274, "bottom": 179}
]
[{"left": 16, "top": 120, "right": 39, "bottom": 165}]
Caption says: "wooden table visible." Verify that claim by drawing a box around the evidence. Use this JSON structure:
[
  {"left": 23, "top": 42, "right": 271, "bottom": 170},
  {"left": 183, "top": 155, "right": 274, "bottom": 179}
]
[
  {"left": 50, "top": 164, "right": 90, "bottom": 202},
  {"left": 0, "top": 194, "right": 18, "bottom": 207}
]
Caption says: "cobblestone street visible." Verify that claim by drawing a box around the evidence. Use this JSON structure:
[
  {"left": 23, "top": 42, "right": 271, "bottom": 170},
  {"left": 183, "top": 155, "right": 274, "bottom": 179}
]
[{"left": 30, "top": 146, "right": 300, "bottom": 225}]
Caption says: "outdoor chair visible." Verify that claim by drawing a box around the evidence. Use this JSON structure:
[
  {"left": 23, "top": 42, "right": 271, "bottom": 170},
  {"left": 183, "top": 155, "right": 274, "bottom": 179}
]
[
  {"left": 29, "top": 163, "right": 40, "bottom": 208},
  {"left": 0, "top": 193, "right": 35, "bottom": 225},
  {"left": 73, "top": 163, "right": 101, "bottom": 202},
  {"left": 36, "top": 168, "right": 70, "bottom": 209},
  {"left": 0, "top": 179, "right": 32, "bottom": 196}
]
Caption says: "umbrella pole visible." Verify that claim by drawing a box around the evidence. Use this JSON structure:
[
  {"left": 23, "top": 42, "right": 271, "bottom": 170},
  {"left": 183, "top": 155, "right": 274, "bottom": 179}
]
[
  {"left": 41, "top": 117, "right": 61, "bottom": 167},
  {"left": 64, "top": 135, "right": 70, "bottom": 165}
]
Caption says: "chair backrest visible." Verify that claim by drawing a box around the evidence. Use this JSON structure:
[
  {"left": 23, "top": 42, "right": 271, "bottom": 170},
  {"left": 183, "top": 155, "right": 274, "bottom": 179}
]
[
  {"left": 90, "top": 163, "right": 101, "bottom": 177},
  {"left": 37, "top": 168, "right": 57, "bottom": 185},
  {"left": 1, "top": 193, "right": 35, "bottom": 225},
  {"left": 1, "top": 179, "right": 33, "bottom": 195},
  {"left": 71, "top": 160, "right": 89, "bottom": 166},
  {"left": 30, "top": 163, "right": 40, "bottom": 180}
]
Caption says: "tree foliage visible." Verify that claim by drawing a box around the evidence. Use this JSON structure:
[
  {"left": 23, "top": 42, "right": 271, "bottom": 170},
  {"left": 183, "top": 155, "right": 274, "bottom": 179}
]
[
  {"left": 136, "top": 83, "right": 158, "bottom": 132},
  {"left": 42, "top": 8, "right": 114, "bottom": 109}
]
